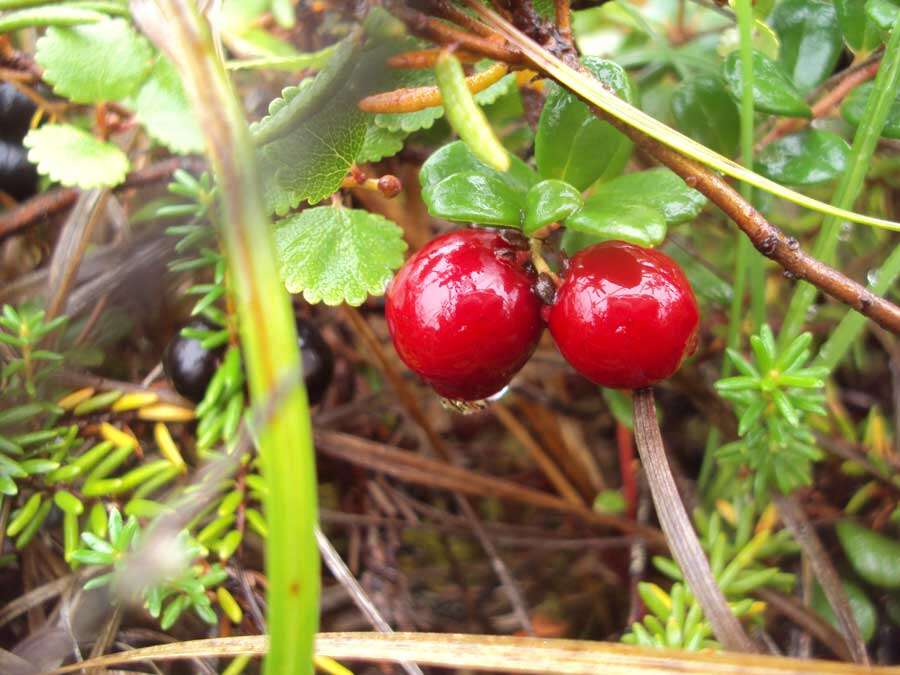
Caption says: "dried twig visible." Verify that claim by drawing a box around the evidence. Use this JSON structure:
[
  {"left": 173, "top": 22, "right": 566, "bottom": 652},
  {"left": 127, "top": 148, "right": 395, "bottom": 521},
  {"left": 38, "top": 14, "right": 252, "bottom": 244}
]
[
  {"left": 773, "top": 495, "right": 869, "bottom": 665},
  {"left": 632, "top": 388, "right": 757, "bottom": 652}
]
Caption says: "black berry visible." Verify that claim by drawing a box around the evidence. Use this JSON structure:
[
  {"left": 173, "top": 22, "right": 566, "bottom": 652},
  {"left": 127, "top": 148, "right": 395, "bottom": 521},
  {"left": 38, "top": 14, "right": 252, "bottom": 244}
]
[
  {"left": 0, "top": 83, "right": 36, "bottom": 143},
  {"left": 0, "top": 141, "right": 38, "bottom": 202},
  {"left": 163, "top": 320, "right": 220, "bottom": 403},
  {"left": 296, "top": 317, "right": 333, "bottom": 406}
]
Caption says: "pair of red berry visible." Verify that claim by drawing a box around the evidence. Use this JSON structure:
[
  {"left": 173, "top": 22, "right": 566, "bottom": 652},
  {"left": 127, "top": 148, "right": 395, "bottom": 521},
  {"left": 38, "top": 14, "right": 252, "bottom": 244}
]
[{"left": 386, "top": 229, "right": 699, "bottom": 401}]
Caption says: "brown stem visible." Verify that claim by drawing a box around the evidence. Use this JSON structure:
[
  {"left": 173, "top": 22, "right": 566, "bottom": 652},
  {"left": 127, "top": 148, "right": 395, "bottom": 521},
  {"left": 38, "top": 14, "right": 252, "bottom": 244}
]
[
  {"left": 632, "top": 388, "right": 758, "bottom": 653},
  {"left": 757, "top": 60, "right": 881, "bottom": 149},
  {"left": 773, "top": 494, "right": 869, "bottom": 665},
  {"left": 0, "top": 157, "right": 203, "bottom": 242},
  {"left": 554, "top": 0, "right": 572, "bottom": 45}
]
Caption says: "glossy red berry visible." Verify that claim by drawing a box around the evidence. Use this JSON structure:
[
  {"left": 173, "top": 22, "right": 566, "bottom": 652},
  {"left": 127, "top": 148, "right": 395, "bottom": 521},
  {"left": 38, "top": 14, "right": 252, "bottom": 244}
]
[
  {"left": 386, "top": 228, "right": 543, "bottom": 401},
  {"left": 548, "top": 240, "right": 699, "bottom": 390}
]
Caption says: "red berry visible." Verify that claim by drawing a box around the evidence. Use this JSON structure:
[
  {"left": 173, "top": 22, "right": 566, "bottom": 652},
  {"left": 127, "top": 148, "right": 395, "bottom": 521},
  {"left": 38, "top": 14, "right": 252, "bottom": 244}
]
[
  {"left": 548, "top": 241, "right": 699, "bottom": 390},
  {"left": 386, "top": 229, "right": 543, "bottom": 401}
]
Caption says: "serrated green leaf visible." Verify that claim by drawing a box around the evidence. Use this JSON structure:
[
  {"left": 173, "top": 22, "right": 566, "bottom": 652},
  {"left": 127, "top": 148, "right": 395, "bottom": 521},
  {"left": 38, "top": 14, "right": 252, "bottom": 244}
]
[
  {"left": 373, "top": 63, "right": 516, "bottom": 134},
  {"left": 723, "top": 49, "right": 812, "bottom": 117},
  {"left": 835, "top": 0, "right": 883, "bottom": 51},
  {"left": 535, "top": 57, "right": 634, "bottom": 190},
  {"left": 756, "top": 130, "right": 850, "bottom": 184},
  {"left": 671, "top": 74, "right": 740, "bottom": 157},
  {"left": 36, "top": 18, "right": 152, "bottom": 104},
  {"left": 274, "top": 206, "right": 407, "bottom": 306},
  {"left": 523, "top": 179, "right": 583, "bottom": 234},
  {"left": 770, "top": 0, "right": 843, "bottom": 92},
  {"left": 24, "top": 124, "right": 129, "bottom": 188},
  {"left": 842, "top": 81, "right": 900, "bottom": 138},
  {"left": 358, "top": 123, "right": 407, "bottom": 163},
  {"left": 132, "top": 56, "right": 204, "bottom": 154}
]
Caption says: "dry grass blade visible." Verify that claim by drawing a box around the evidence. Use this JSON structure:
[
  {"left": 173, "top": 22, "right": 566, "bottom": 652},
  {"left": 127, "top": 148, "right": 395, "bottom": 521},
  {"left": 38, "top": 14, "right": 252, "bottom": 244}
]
[
  {"left": 49, "top": 632, "right": 900, "bottom": 674},
  {"left": 632, "top": 389, "right": 757, "bottom": 652},
  {"left": 314, "top": 429, "right": 662, "bottom": 542},
  {"left": 774, "top": 495, "right": 869, "bottom": 664}
]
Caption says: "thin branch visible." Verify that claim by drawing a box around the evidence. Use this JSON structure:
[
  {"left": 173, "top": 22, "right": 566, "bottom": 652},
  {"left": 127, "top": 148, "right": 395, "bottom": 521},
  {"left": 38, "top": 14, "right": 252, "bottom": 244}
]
[
  {"left": 555, "top": 0, "right": 572, "bottom": 44},
  {"left": 632, "top": 388, "right": 758, "bottom": 653},
  {"left": 0, "top": 157, "right": 203, "bottom": 242},
  {"left": 773, "top": 495, "right": 869, "bottom": 665}
]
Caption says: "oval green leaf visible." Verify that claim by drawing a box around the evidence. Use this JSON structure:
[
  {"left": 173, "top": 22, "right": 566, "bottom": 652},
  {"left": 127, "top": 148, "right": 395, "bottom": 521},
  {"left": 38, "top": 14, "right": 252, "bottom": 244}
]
[
  {"left": 564, "top": 203, "right": 667, "bottom": 249},
  {"left": 756, "top": 130, "right": 850, "bottom": 185},
  {"left": 423, "top": 173, "right": 524, "bottom": 226},
  {"left": 770, "top": 0, "right": 843, "bottom": 92},
  {"left": 866, "top": 0, "right": 900, "bottom": 33},
  {"left": 671, "top": 74, "right": 740, "bottom": 157},
  {"left": 582, "top": 167, "right": 707, "bottom": 225},
  {"left": 419, "top": 140, "right": 536, "bottom": 193},
  {"left": 835, "top": 519, "right": 900, "bottom": 589},
  {"left": 835, "top": 0, "right": 882, "bottom": 52},
  {"left": 812, "top": 578, "right": 876, "bottom": 643},
  {"left": 535, "top": 56, "right": 635, "bottom": 190},
  {"left": 842, "top": 80, "right": 900, "bottom": 138},
  {"left": 523, "top": 179, "right": 583, "bottom": 235},
  {"left": 723, "top": 49, "right": 812, "bottom": 117}
]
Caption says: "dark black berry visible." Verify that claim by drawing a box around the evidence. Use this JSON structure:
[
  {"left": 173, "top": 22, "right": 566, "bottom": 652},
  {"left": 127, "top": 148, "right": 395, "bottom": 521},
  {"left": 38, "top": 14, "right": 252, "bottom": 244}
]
[
  {"left": 296, "top": 317, "right": 333, "bottom": 406},
  {"left": 0, "top": 83, "right": 37, "bottom": 143},
  {"left": 163, "top": 320, "right": 220, "bottom": 403},
  {"left": 0, "top": 141, "right": 38, "bottom": 201}
]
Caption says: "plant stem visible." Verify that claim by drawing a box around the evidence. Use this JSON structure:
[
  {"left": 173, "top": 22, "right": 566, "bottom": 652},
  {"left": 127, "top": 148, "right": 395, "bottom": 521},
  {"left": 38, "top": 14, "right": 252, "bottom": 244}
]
[
  {"left": 817, "top": 243, "right": 900, "bottom": 371},
  {"left": 132, "top": 2, "right": 319, "bottom": 674},
  {"left": 632, "top": 389, "right": 757, "bottom": 652},
  {"left": 779, "top": 13, "right": 900, "bottom": 347}
]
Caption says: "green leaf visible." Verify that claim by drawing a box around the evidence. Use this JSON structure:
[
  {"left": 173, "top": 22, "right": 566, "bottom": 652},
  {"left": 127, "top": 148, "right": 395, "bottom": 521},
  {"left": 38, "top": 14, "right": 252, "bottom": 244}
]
[
  {"left": 132, "top": 56, "right": 204, "bottom": 154},
  {"left": 835, "top": 0, "right": 882, "bottom": 51},
  {"left": 835, "top": 520, "right": 900, "bottom": 589},
  {"left": 583, "top": 167, "right": 706, "bottom": 225},
  {"left": 358, "top": 123, "right": 407, "bottom": 163},
  {"left": 24, "top": 124, "right": 129, "bottom": 188},
  {"left": 842, "top": 80, "right": 900, "bottom": 138},
  {"left": 671, "top": 74, "right": 740, "bottom": 157},
  {"left": 723, "top": 49, "right": 812, "bottom": 117},
  {"left": 35, "top": 18, "right": 152, "bottom": 104},
  {"left": 812, "top": 579, "right": 876, "bottom": 642},
  {"left": 564, "top": 203, "right": 667, "bottom": 249},
  {"left": 423, "top": 173, "right": 525, "bottom": 226},
  {"left": 867, "top": 0, "right": 900, "bottom": 32},
  {"left": 770, "top": 0, "right": 843, "bottom": 92},
  {"left": 535, "top": 56, "right": 634, "bottom": 190},
  {"left": 274, "top": 206, "right": 407, "bottom": 306},
  {"left": 756, "top": 130, "right": 851, "bottom": 184},
  {"left": 419, "top": 140, "right": 537, "bottom": 227},
  {"left": 523, "top": 179, "right": 583, "bottom": 235},
  {"left": 373, "top": 65, "right": 516, "bottom": 134}
]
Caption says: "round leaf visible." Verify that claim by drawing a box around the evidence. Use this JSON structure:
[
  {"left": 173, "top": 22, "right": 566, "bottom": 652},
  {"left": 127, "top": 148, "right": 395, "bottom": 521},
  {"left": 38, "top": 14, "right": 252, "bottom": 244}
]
[
  {"left": 842, "top": 81, "right": 900, "bottom": 138},
  {"left": 36, "top": 19, "right": 153, "bottom": 104},
  {"left": 274, "top": 206, "right": 407, "bottom": 306},
  {"left": 523, "top": 180, "right": 583, "bottom": 235},
  {"left": 866, "top": 0, "right": 900, "bottom": 33},
  {"left": 835, "top": 519, "right": 900, "bottom": 589},
  {"left": 723, "top": 49, "right": 812, "bottom": 118},
  {"left": 835, "top": 0, "right": 882, "bottom": 52},
  {"left": 24, "top": 124, "right": 129, "bottom": 189},
  {"left": 422, "top": 173, "right": 524, "bottom": 226},
  {"left": 132, "top": 57, "right": 204, "bottom": 155},
  {"left": 770, "top": 0, "right": 843, "bottom": 92},
  {"left": 756, "top": 130, "right": 850, "bottom": 184},
  {"left": 564, "top": 203, "right": 667, "bottom": 248},
  {"left": 671, "top": 74, "right": 740, "bottom": 156},
  {"left": 419, "top": 140, "right": 536, "bottom": 193},
  {"left": 535, "top": 57, "right": 635, "bottom": 190}
]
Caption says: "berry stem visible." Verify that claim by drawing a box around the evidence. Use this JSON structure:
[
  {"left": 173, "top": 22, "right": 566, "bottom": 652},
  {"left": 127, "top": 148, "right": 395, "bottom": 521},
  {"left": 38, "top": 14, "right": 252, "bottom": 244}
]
[
  {"left": 632, "top": 388, "right": 757, "bottom": 653},
  {"left": 528, "top": 238, "right": 560, "bottom": 287}
]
